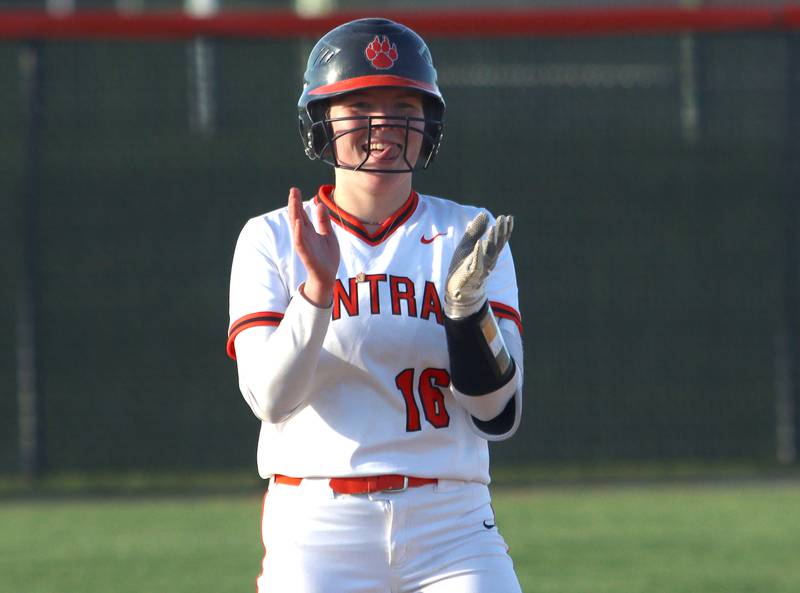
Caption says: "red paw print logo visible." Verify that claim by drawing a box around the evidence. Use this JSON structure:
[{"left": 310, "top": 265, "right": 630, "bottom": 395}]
[{"left": 365, "top": 35, "right": 398, "bottom": 70}]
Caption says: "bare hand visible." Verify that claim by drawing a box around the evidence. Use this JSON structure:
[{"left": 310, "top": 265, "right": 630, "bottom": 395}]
[{"left": 288, "top": 187, "right": 340, "bottom": 308}]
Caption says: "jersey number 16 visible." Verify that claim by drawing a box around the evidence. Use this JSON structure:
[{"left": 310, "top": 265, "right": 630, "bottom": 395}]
[{"left": 394, "top": 368, "right": 451, "bottom": 431}]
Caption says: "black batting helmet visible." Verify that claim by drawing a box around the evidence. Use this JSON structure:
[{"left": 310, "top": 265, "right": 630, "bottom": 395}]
[{"left": 297, "top": 18, "right": 445, "bottom": 172}]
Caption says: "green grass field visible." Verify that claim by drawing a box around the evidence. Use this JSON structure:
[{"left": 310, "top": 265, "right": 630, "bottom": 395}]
[{"left": 2, "top": 481, "right": 799, "bottom": 593}]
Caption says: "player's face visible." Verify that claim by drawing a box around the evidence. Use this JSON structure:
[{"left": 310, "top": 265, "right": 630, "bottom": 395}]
[{"left": 328, "top": 88, "right": 425, "bottom": 173}]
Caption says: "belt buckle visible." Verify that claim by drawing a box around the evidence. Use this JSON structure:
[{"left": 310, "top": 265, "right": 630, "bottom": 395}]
[{"left": 382, "top": 476, "right": 409, "bottom": 492}]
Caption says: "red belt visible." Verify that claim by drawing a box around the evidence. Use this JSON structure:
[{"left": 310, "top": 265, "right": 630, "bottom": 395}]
[{"left": 273, "top": 474, "right": 438, "bottom": 494}]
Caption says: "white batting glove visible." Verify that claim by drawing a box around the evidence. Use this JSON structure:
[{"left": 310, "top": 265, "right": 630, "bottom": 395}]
[{"left": 444, "top": 212, "right": 514, "bottom": 319}]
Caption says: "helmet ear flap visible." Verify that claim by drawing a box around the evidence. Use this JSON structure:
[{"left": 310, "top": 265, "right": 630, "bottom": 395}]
[
  {"left": 298, "top": 111, "right": 315, "bottom": 159},
  {"left": 420, "top": 96, "right": 445, "bottom": 168},
  {"left": 298, "top": 100, "right": 334, "bottom": 161},
  {"left": 312, "top": 101, "right": 337, "bottom": 163}
]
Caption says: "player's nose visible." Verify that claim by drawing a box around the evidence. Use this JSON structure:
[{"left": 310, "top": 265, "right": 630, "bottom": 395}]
[
  {"left": 367, "top": 101, "right": 404, "bottom": 120},
  {"left": 368, "top": 111, "right": 405, "bottom": 134}
]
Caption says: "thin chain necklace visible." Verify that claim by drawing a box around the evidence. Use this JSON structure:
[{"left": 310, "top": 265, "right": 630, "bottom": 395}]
[
  {"left": 331, "top": 189, "right": 377, "bottom": 284},
  {"left": 331, "top": 189, "right": 383, "bottom": 226}
]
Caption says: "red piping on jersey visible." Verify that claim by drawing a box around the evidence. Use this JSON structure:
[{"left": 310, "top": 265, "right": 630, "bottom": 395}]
[
  {"left": 489, "top": 301, "right": 523, "bottom": 335},
  {"left": 315, "top": 185, "right": 419, "bottom": 246},
  {"left": 308, "top": 74, "right": 438, "bottom": 97},
  {"left": 227, "top": 311, "right": 285, "bottom": 359}
]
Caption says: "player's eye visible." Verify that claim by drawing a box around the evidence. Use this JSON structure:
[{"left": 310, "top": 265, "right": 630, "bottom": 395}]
[
  {"left": 348, "top": 101, "right": 372, "bottom": 110},
  {"left": 394, "top": 102, "right": 423, "bottom": 116}
]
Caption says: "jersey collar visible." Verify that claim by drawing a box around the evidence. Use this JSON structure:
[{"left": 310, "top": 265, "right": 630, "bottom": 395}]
[{"left": 314, "top": 185, "right": 419, "bottom": 246}]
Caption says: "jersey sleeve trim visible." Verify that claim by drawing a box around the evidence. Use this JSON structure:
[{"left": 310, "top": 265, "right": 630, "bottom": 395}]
[
  {"left": 489, "top": 301, "right": 522, "bottom": 335},
  {"left": 227, "top": 311, "right": 285, "bottom": 360}
]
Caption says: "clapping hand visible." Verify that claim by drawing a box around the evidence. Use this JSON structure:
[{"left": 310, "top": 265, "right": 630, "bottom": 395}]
[{"left": 288, "top": 187, "right": 341, "bottom": 308}]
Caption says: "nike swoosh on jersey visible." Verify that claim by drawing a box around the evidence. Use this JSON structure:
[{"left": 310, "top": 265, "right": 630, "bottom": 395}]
[
  {"left": 483, "top": 520, "right": 496, "bottom": 529},
  {"left": 421, "top": 231, "right": 448, "bottom": 244}
]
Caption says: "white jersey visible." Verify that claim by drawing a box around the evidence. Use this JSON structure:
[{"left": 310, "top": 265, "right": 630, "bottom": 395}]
[{"left": 228, "top": 185, "right": 523, "bottom": 484}]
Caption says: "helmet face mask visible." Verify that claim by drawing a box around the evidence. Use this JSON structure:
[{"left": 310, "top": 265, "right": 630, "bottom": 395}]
[
  {"left": 298, "top": 18, "right": 445, "bottom": 173},
  {"left": 311, "top": 113, "right": 442, "bottom": 173}
]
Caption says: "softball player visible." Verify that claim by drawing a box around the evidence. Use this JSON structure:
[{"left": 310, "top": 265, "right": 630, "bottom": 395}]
[{"left": 228, "top": 18, "right": 524, "bottom": 593}]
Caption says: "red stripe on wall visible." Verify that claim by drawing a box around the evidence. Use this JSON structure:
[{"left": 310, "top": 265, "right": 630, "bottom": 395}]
[{"left": 1, "top": 6, "right": 800, "bottom": 41}]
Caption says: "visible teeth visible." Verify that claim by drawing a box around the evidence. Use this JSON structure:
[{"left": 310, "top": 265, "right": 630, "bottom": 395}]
[{"left": 367, "top": 143, "right": 393, "bottom": 151}]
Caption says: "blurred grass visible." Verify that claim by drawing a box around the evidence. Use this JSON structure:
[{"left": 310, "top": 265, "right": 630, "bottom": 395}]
[
  {"left": 0, "top": 494, "right": 263, "bottom": 593},
  {"left": 500, "top": 482, "right": 800, "bottom": 593},
  {"left": 1, "top": 480, "right": 799, "bottom": 593},
  {"left": 0, "top": 470, "right": 264, "bottom": 498},
  {"left": 2, "top": 459, "right": 797, "bottom": 497}
]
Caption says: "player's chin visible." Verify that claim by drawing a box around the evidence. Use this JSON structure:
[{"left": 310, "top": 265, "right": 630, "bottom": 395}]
[
  {"left": 340, "top": 158, "right": 407, "bottom": 173},
  {"left": 362, "top": 149, "right": 421, "bottom": 171}
]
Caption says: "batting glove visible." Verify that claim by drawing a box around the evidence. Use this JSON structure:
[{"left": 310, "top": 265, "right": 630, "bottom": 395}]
[{"left": 444, "top": 212, "right": 514, "bottom": 319}]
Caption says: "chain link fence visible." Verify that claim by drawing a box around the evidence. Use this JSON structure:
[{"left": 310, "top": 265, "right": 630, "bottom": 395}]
[{"left": 1, "top": 9, "right": 798, "bottom": 475}]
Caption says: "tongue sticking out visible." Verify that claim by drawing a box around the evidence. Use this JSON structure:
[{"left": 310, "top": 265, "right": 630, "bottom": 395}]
[{"left": 366, "top": 143, "right": 400, "bottom": 161}]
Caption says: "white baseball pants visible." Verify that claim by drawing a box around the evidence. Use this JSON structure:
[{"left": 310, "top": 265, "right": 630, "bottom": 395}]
[{"left": 256, "top": 478, "right": 522, "bottom": 593}]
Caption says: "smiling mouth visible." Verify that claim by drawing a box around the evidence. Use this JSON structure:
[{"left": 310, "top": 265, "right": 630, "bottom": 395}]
[{"left": 362, "top": 142, "right": 402, "bottom": 160}]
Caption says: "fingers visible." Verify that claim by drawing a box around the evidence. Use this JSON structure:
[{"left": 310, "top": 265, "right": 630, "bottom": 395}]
[
  {"left": 482, "top": 214, "right": 514, "bottom": 270},
  {"left": 490, "top": 215, "right": 513, "bottom": 245},
  {"left": 289, "top": 188, "right": 311, "bottom": 258},
  {"left": 293, "top": 217, "right": 305, "bottom": 255},
  {"left": 496, "top": 215, "right": 513, "bottom": 247},
  {"left": 287, "top": 187, "right": 308, "bottom": 229},
  {"left": 293, "top": 216, "right": 316, "bottom": 270},
  {"left": 504, "top": 215, "right": 514, "bottom": 237},
  {"left": 288, "top": 187, "right": 336, "bottom": 237},
  {"left": 316, "top": 201, "right": 335, "bottom": 236},
  {"left": 449, "top": 212, "right": 489, "bottom": 274},
  {"left": 287, "top": 186, "right": 299, "bottom": 214},
  {"left": 464, "top": 211, "right": 489, "bottom": 241}
]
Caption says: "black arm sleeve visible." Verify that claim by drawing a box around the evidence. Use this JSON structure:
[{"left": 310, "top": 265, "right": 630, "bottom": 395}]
[{"left": 444, "top": 300, "right": 516, "bottom": 396}]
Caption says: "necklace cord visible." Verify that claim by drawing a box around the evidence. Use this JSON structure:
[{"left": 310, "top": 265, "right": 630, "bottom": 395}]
[{"left": 331, "top": 189, "right": 382, "bottom": 226}]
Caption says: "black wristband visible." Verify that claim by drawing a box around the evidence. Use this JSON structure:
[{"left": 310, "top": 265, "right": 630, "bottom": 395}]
[{"left": 444, "top": 301, "right": 516, "bottom": 396}]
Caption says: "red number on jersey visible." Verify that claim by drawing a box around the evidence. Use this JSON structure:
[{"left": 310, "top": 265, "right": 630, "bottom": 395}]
[
  {"left": 394, "top": 368, "right": 451, "bottom": 431},
  {"left": 395, "top": 368, "right": 422, "bottom": 432},
  {"left": 419, "top": 368, "right": 451, "bottom": 428}
]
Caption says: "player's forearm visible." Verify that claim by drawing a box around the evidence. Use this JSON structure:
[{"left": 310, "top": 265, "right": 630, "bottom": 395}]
[
  {"left": 448, "top": 315, "right": 524, "bottom": 439},
  {"left": 235, "top": 288, "right": 331, "bottom": 423},
  {"left": 452, "top": 321, "right": 522, "bottom": 410}
]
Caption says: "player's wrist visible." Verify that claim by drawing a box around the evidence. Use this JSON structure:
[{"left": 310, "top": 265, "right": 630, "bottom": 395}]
[
  {"left": 300, "top": 279, "right": 334, "bottom": 309},
  {"left": 444, "top": 294, "right": 485, "bottom": 319}
]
